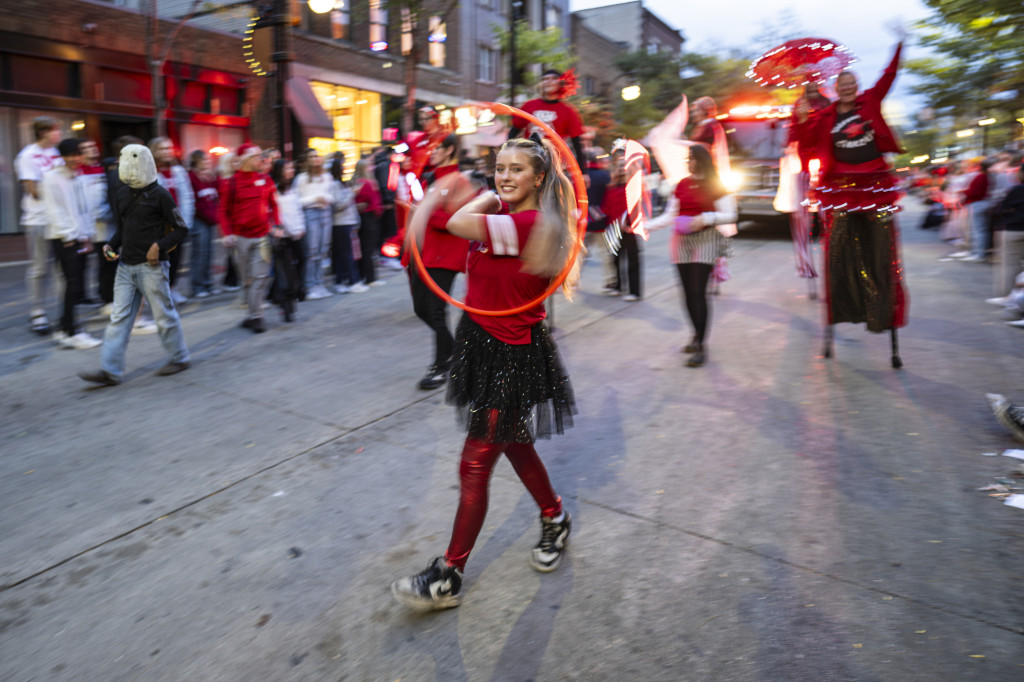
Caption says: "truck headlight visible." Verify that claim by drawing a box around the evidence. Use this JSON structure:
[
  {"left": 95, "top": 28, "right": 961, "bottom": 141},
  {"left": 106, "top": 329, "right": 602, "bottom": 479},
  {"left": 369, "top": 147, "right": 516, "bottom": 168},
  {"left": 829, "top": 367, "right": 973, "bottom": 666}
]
[{"left": 721, "top": 169, "right": 743, "bottom": 193}]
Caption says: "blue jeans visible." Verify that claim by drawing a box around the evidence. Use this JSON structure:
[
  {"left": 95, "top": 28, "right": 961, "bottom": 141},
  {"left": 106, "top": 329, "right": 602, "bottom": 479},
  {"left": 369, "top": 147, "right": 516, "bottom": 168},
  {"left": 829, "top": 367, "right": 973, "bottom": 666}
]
[
  {"left": 969, "top": 200, "right": 990, "bottom": 257},
  {"left": 101, "top": 261, "right": 190, "bottom": 379},
  {"left": 303, "top": 206, "right": 332, "bottom": 289},
  {"left": 190, "top": 218, "right": 214, "bottom": 293}
]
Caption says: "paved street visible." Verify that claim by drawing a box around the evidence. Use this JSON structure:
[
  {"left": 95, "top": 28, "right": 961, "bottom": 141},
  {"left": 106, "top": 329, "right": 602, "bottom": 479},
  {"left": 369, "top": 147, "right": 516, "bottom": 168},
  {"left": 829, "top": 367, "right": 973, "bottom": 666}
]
[{"left": 1, "top": 201, "right": 1022, "bottom": 681}]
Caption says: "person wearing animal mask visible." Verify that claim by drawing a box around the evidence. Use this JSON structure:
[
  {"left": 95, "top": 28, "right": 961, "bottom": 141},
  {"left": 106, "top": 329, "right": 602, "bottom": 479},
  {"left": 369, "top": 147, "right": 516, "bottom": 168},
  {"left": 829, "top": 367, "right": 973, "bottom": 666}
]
[{"left": 78, "top": 144, "right": 191, "bottom": 386}]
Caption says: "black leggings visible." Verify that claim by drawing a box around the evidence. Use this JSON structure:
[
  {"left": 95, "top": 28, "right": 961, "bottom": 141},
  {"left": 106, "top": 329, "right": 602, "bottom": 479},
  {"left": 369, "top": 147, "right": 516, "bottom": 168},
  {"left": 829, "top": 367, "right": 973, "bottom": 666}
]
[
  {"left": 614, "top": 232, "right": 641, "bottom": 297},
  {"left": 677, "top": 262, "right": 713, "bottom": 344},
  {"left": 358, "top": 212, "right": 379, "bottom": 284},
  {"left": 410, "top": 266, "right": 458, "bottom": 367},
  {"left": 52, "top": 239, "right": 83, "bottom": 336}
]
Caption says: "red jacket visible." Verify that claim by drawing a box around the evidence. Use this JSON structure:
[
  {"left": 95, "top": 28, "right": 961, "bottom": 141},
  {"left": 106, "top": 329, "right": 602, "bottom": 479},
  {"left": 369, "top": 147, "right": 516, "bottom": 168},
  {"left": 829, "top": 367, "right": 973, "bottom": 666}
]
[
  {"left": 796, "top": 42, "right": 904, "bottom": 175},
  {"left": 218, "top": 171, "right": 278, "bottom": 238},
  {"left": 964, "top": 172, "right": 990, "bottom": 205}
]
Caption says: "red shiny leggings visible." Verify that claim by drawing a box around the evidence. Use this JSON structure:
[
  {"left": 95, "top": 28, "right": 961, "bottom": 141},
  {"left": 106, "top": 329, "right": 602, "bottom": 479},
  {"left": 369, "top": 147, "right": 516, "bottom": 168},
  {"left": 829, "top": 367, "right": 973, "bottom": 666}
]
[{"left": 444, "top": 435, "right": 562, "bottom": 570}]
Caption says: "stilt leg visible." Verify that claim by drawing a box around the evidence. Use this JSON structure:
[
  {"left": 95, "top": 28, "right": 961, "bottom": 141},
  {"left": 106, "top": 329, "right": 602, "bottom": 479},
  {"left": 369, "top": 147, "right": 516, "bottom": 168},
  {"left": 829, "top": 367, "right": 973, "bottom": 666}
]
[
  {"left": 822, "top": 324, "right": 833, "bottom": 359},
  {"left": 890, "top": 328, "right": 902, "bottom": 369}
]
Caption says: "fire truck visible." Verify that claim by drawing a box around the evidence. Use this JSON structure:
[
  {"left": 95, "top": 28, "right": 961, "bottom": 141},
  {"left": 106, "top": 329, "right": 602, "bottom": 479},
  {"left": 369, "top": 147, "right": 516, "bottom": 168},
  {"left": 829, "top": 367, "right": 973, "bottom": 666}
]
[{"left": 718, "top": 104, "right": 794, "bottom": 224}]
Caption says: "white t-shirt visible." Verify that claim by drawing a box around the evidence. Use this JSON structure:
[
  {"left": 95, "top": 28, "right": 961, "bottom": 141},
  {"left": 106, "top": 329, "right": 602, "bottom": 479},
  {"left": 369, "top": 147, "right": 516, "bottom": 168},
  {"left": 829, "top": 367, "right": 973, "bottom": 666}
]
[{"left": 15, "top": 143, "right": 62, "bottom": 226}]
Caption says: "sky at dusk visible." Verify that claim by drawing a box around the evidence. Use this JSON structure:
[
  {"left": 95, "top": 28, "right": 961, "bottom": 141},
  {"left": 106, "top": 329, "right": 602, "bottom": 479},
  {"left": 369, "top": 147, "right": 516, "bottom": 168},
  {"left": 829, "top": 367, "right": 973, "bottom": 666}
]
[{"left": 569, "top": 0, "right": 935, "bottom": 121}]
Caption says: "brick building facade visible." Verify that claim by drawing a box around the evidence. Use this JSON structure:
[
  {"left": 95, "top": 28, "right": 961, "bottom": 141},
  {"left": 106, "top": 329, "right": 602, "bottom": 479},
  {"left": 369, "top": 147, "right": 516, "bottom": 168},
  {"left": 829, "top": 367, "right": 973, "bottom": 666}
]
[{"left": 0, "top": 0, "right": 590, "bottom": 236}]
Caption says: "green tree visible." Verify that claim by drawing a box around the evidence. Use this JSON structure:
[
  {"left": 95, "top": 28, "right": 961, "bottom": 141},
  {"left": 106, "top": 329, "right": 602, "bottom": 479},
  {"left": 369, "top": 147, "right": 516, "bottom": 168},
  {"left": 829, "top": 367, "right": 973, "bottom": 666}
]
[
  {"left": 491, "top": 22, "right": 577, "bottom": 99},
  {"left": 676, "top": 50, "right": 767, "bottom": 112},
  {"left": 907, "top": 0, "right": 1024, "bottom": 148}
]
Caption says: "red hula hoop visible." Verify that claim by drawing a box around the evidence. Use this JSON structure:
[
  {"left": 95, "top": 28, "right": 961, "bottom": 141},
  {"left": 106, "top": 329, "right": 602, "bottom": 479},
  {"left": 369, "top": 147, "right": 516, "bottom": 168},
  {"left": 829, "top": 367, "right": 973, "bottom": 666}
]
[{"left": 408, "top": 101, "right": 589, "bottom": 317}]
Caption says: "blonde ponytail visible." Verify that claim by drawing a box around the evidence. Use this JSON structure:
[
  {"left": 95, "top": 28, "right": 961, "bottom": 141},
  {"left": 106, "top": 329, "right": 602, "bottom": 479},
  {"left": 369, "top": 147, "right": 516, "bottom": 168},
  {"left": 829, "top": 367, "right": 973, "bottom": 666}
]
[{"left": 515, "top": 137, "right": 581, "bottom": 298}]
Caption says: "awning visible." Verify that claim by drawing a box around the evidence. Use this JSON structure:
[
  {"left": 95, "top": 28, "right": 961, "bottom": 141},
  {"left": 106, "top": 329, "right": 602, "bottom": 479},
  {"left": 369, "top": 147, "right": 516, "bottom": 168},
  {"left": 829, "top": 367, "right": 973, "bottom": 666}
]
[{"left": 286, "top": 76, "right": 334, "bottom": 140}]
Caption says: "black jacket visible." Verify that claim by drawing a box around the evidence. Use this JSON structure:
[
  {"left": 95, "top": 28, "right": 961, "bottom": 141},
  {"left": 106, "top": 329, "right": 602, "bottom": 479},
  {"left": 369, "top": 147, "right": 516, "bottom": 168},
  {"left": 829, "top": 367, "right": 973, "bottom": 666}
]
[
  {"left": 997, "top": 184, "right": 1024, "bottom": 231},
  {"left": 108, "top": 181, "right": 189, "bottom": 265}
]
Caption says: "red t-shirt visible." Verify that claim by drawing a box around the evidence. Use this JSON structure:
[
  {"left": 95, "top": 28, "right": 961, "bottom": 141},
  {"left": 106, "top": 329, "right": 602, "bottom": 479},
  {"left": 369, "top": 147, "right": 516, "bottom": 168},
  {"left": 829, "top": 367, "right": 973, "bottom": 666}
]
[
  {"left": 421, "top": 165, "right": 471, "bottom": 272},
  {"left": 465, "top": 209, "right": 548, "bottom": 344},
  {"left": 512, "top": 99, "right": 583, "bottom": 141},
  {"left": 355, "top": 178, "right": 382, "bottom": 216},
  {"left": 674, "top": 178, "right": 719, "bottom": 216}
]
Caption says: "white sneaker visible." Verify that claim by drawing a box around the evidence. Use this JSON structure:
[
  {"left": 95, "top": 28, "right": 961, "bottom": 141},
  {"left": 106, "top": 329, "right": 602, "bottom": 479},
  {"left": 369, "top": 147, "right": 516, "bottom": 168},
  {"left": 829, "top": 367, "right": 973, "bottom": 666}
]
[
  {"left": 961, "top": 254, "right": 986, "bottom": 263},
  {"left": 307, "top": 285, "right": 332, "bottom": 300},
  {"left": 52, "top": 331, "right": 70, "bottom": 347},
  {"left": 133, "top": 318, "right": 158, "bottom": 335},
  {"left": 349, "top": 283, "right": 369, "bottom": 293},
  {"left": 947, "top": 250, "right": 970, "bottom": 259},
  {"left": 194, "top": 290, "right": 211, "bottom": 299},
  {"left": 170, "top": 290, "right": 188, "bottom": 305},
  {"left": 1007, "top": 319, "right": 1024, "bottom": 328},
  {"left": 986, "top": 296, "right": 1010, "bottom": 306},
  {"left": 383, "top": 258, "right": 405, "bottom": 271},
  {"left": 334, "top": 284, "right": 351, "bottom": 294},
  {"left": 71, "top": 331, "right": 102, "bottom": 349},
  {"left": 623, "top": 294, "right": 640, "bottom": 302},
  {"left": 369, "top": 280, "right": 387, "bottom": 287}
]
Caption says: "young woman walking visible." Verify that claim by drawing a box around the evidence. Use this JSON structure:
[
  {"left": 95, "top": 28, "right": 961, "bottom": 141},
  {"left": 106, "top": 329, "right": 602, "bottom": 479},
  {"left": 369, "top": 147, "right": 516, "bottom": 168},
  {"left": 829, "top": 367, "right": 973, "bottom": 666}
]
[
  {"left": 391, "top": 136, "right": 579, "bottom": 610},
  {"left": 668, "top": 144, "right": 736, "bottom": 367}
]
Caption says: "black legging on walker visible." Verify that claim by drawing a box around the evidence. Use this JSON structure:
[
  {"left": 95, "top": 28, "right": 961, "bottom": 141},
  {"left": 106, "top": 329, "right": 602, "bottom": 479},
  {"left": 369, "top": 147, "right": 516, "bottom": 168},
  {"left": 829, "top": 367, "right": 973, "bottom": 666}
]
[
  {"left": 410, "top": 266, "right": 458, "bottom": 367},
  {"left": 677, "top": 262, "right": 713, "bottom": 344}
]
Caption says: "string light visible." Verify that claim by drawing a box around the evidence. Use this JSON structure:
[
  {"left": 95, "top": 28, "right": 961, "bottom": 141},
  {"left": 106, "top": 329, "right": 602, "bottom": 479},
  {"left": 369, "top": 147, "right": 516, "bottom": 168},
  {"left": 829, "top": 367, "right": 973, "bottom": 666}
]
[{"left": 243, "top": 18, "right": 268, "bottom": 77}]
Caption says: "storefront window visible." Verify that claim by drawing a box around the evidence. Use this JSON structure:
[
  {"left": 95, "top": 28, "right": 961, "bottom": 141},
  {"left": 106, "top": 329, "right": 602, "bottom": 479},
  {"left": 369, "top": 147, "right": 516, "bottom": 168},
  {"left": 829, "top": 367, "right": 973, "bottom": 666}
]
[{"left": 309, "top": 81, "right": 382, "bottom": 177}]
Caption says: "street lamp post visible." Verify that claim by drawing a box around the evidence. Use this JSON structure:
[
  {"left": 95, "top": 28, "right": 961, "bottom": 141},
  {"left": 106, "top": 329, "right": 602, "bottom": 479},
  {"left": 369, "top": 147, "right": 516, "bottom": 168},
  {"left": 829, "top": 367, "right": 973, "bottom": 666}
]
[{"left": 271, "top": 0, "right": 294, "bottom": 157}]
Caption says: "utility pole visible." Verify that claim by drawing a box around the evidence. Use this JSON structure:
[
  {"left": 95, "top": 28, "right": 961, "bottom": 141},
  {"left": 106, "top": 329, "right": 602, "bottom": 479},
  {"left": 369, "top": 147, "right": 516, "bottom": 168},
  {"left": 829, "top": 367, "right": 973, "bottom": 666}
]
[
  {"left": 271, "top": 0, "right": 294, "bottom": 158},
  {"left": 509, "top": 0, "right": 523, "bottom": 105}
]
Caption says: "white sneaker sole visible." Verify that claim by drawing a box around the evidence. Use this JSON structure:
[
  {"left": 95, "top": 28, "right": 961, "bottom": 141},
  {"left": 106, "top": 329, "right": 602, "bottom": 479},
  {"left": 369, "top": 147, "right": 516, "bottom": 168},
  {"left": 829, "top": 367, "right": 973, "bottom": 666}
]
[{"left": 390, "top": 582, "right": 461, "bottom": 611}]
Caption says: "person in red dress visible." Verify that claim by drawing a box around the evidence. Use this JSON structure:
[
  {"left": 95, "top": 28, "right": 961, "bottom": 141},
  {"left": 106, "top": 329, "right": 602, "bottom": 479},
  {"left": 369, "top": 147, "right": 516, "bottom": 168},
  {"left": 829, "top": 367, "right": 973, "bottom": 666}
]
[
  {"left": 392, "top": 135, "right": 579, "bottom": 611},
  {"left": 794, "top": 38, "right": 909, "bottom": 367}
]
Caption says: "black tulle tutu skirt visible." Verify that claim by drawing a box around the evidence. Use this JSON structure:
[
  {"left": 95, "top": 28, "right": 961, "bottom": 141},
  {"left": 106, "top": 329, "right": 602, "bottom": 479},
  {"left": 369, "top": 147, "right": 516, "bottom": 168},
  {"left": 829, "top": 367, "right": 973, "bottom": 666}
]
[{"left": 447, "top": 314, "right": 576, "bottom": 443}]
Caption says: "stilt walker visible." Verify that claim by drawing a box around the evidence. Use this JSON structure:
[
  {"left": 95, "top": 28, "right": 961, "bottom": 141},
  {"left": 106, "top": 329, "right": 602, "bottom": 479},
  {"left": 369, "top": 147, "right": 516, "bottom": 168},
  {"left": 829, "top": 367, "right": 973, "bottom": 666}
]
[{"left": 785, "top": 34, "right": 910, "bottom": 367}]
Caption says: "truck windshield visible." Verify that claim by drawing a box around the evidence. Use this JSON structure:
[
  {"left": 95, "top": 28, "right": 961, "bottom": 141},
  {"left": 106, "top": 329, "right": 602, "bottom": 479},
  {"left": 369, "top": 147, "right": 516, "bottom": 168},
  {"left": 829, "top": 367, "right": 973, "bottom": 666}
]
[{"left": 723, "top": 120, "right": 787, "bottom": 161}]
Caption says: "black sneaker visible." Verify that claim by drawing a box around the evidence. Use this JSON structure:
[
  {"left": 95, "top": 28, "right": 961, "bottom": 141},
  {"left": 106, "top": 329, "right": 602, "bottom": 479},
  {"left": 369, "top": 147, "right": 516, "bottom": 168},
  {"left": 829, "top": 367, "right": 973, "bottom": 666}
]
[
  {"left": 530, "top": 513, "right": 571, "bottom": 572},
  {"left": 418, "top": 364, "right": 447, "bottom": 390},
  {"left": 391, "top": 556, "right": 463, "bottom": 610},
  {"left": 78, "top": 369, "right": 121, "bottom": 387}
]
